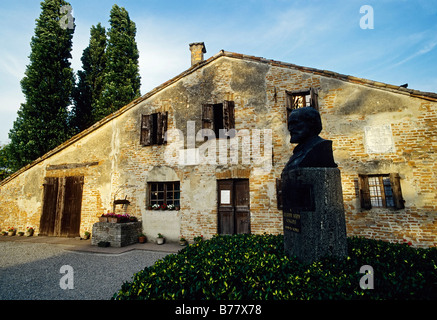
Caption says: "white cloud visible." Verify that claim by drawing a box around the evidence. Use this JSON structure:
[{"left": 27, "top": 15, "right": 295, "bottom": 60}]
[{"left": 392, "top": 37, "right": 437, "bottom": 68}]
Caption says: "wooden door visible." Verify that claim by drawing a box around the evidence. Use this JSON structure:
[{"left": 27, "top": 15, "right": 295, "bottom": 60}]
[
  {"left": 61, "top": 176, "right": 84, "bottom": 237},
  {"left": 40, "top": 176, "right": 84, "bottom": 237},
  {"left": 40, "top": 177, "right": 59, "bottom": 236},
  {"left": 217, "top": 179, "right": 250, "bottom": 235}
]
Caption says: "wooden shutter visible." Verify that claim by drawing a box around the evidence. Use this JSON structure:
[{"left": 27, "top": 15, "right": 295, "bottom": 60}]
[
  {"left": 310, "top": 87, "right": 319, "bottom": 110},
  {"left": 223, "top": 101, "right": 235, "bottom": 130},
  {"left": 140, "top": 114, "right": 152, "bottom": 146},
  {"left": 276, "top": 178, "right": 283, "bottom": 210},
  {"left": 358, "top": 175, "right": 372, "bottom": 210},
  {"left": 201, "top": 104, "right": 214, "bottom": 138},
  {"left": 157, "top": 111, "right": 168, "bottom": 145},
  {"left": 389, "top": 173, "right": 405, "bottom": 210}
]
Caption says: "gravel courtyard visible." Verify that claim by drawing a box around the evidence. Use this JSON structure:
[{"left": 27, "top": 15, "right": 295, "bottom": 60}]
[{"left": 0, "top": 241, "right": 169, "bottom": 300}]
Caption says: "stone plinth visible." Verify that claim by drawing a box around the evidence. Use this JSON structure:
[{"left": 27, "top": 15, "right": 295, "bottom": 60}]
[
  {"left": 282, "top": 167, "right": 347, "bottom": 264},
  {"left": 91, "top": 222, "right": 142, "bottom": 247}
]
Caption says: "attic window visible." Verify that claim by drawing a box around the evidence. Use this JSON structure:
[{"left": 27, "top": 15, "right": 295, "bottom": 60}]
[
  {"left": 140, "top": 112, "right": 168, "bottom": 146},
  {"left": 286, "top": 88, "right": 319, "bottom": 122},
  {"left": 201, "top": 101, "right": 235, "bottom": 138}
]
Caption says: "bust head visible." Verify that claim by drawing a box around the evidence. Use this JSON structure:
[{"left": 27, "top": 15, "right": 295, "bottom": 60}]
[{"left": 287, "top": 107, "right": 322, "bottom": 144}]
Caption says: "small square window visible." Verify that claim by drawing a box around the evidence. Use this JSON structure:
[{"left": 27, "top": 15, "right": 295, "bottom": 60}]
[{"left": 148, "top": 181, "right": 180, "bottom": 208}]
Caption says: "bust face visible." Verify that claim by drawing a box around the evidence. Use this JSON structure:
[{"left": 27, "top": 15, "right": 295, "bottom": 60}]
[{"left": 288, "top": 113, "right": 316, "bottom": 144}]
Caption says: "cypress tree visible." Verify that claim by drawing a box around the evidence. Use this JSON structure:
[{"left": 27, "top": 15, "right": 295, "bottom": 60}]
[
  {"left": 95, "top": 4, "right": 141, "bottom": 121},
  {"left": 71, "top": 23, "right": 106, "bottom": 133},
  {"left": 7, "top": 0, "right": 75, "bottom": 170}
]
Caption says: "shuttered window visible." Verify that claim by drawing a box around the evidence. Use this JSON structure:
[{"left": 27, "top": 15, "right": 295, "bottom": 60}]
[
  {"left": 201, "top": 101, "right": 235, "bottom": 138},
  {"left": 140, "top": 112, "right": 168, "bottom": 146},
  {"left": 286, "top": 88, "right": 319, "bottom": 122},
  {"left": 358, "top": 173, "right": 405, "bottom": 210},
  {"left": 276, "top": 178, "right": 283, "bottom": 210}
]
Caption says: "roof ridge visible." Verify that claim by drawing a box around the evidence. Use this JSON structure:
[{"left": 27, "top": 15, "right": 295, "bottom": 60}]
[{"left": 220, "top": 50, "right": 437, "bottom": 100}]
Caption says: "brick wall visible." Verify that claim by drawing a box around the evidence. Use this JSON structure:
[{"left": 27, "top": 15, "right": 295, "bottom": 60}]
[{"left": 1, "top": 53, "right": 436, "bottom": 247}]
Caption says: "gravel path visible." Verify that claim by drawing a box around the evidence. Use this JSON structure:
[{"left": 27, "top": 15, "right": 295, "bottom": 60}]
[{"left": 0, "top": 242, "right": 170, "bottom": 300}]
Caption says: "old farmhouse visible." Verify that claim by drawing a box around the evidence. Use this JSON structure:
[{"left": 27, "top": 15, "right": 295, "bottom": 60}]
[{"left": 1, "top": 43, "right": 436, "bottom": 247}]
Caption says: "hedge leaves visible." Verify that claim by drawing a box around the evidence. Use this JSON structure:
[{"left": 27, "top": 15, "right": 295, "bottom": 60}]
[{"left": 113, "top": 234, "right": 437, "bottom": 300}]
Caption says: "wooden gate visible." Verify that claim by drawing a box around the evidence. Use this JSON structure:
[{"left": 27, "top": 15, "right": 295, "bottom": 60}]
[
  {"left": 40, "top": 176, "right": 84, "bottom": 237},
  {"left": 217, "top": 179, "right": 250, "bottom": 235}
]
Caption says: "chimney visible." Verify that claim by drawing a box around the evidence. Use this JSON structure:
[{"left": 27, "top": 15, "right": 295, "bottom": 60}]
[{"left": 189, "top": 42, "right": 206, "bottom": 66}]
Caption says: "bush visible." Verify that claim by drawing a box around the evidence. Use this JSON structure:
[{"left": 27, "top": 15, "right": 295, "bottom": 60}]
[{"left": 112, "top": 234, "right": 437, "bottom": 300}]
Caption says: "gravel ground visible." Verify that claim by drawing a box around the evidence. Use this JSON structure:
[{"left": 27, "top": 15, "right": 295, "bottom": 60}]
[{"left": 0, "top": 242, "right": 170, "bottom": 300}]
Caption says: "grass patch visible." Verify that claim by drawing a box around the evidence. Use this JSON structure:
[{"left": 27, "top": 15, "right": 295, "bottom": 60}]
[{"left": 113, "top": 234, "right": 437, "bottom": 300}]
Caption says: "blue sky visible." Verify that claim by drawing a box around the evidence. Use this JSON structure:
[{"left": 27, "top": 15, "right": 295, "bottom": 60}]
[{"left": 1, "top": 0, "right": 437, "bottom": 145}]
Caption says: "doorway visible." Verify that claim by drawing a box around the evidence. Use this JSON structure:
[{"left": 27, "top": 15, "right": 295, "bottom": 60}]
[
  {"left": 217, "top": 179, "right": 250, "bottom": 235},
  {"left": 40, "top": 176, "right": 84, "bottom": 237}
]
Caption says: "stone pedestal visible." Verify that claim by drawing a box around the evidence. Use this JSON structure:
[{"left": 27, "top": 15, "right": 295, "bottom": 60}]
[
  {"left": 91, "top": 222, "right": 142, "bottom": 247},
  {"left": 282, "top": 167, "right": 347, "bottom": 264}
]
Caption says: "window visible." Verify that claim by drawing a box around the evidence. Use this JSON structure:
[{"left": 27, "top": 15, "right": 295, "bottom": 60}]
[
  {"left": 202, "top": 101, "right": 235, "bottom": 138},
  {"left": 148, "top": 181, "right": 180, "bottom": 207},
  {"left": 358, "top": 173, "right": 404, "bottom": 210},
  {"left": 286, "top": 88, "right": 319, "bottom": 122},
  {"left": 140, "top": 112, "right": 168, "bottom": 146}
]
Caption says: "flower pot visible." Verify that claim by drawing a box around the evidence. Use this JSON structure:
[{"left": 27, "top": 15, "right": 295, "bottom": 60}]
[
  {"left": 108, "top": 217, "right": 119, "bottom": 223},
  {"left": 99, "top": 216, "right": 108, "bottom": 222},
  {"left": 18, "top": 232, "right": 24, "bottom": 237},
  {"left": 25, "top": 230, "right": 34, "bottom": 237},
  {"left": 157, "top": 237, "right": 165, "bottom": 245},
  {"left": 138, "top": 236, "right": 147, "bottom": 243},
  {"left": 8, "top": 231, "right": 15, "bottom": 236}
]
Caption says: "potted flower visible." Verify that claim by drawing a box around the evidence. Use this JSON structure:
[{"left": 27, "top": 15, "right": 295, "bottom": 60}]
[
  {"left": 99, "top": 214, "right": 108, "bottom": 223},
  {"left": 25, "top": 227, "right": 34, "bottom": 237},
  {"left": 83, "top": 231, "right": 91, "bottom": 240},
  {"left": 160, "top": 203, "right": 167, "bottom": 210},
  {"left": 1, "top": 231, "right": 7, "bottom": 236},
  {"left": 8, "top": 227, "right": 16, "bottom": 236},
  {"left": 152, "top": 204, "right": 160, "bottom": 210},
  {"left": 157, "top": 233, "right": 165, "bottom": 245},
  {"left": 129, "top": 216, "right": 138, "bottom": 222},
  {"left": 167, "top": 204, "right": 175, "bottom": 210},
  {"left": 107, "top": 213, "right": 119, "bottom": 223},
  {"left": 18, "top": 231, "right": 24, "bottom": 236},
  {"left": 179, "top": 236, "right": 188, "bottom": 246},
  {"left": 138, "top": 233, "right": 147, "bottom": 243}
]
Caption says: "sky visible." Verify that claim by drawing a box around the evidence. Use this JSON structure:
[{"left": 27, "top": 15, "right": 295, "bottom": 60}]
[{"left": 0, "top": 0, "right": 436, "bottom": 145}]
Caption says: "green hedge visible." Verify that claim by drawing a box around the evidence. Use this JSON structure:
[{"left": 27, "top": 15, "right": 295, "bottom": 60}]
[{"left": 112, "top": 234, "right": 437, "bottom": 300}]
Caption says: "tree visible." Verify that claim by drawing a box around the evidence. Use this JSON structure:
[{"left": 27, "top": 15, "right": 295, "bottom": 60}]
[
  {"left": 0, "top": 144, "right": 13, "bottom": 181},
  {"left": 8, "top": 0, "right": 75, "bottom": 171},
  {"left": 95, "top": 4, "right": 141, "bottom": 121},
  {"left": 71, "top": 23, "right": 106, "bottom": 133}
]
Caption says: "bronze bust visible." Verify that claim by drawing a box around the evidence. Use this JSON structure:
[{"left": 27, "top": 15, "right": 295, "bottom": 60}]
[{"left": 284, "top": 107, "right": 337, "bottom": 170}]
